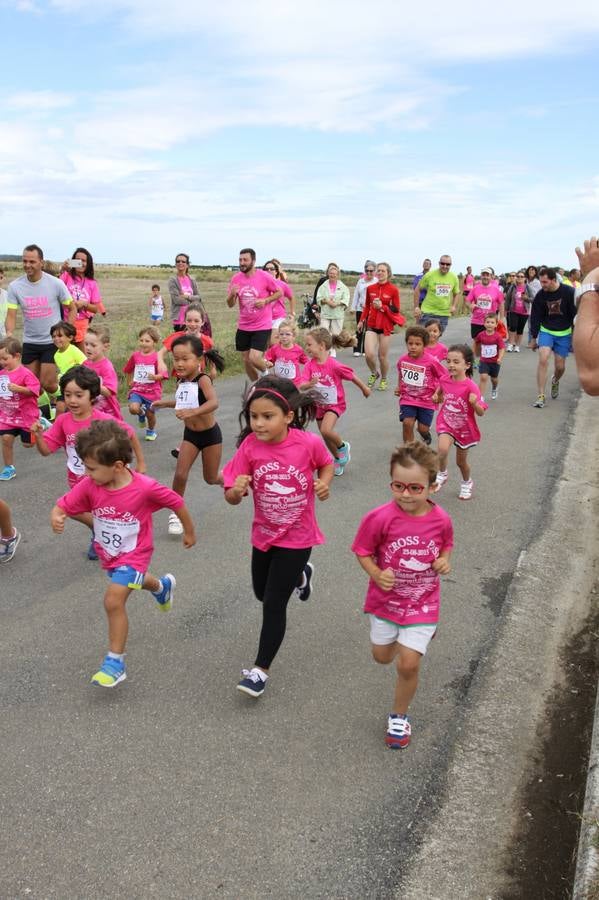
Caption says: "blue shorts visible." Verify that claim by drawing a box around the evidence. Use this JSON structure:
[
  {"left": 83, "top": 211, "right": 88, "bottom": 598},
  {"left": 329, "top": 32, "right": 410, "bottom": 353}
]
[
  {"left": 538, "top": 330, "right": 572, "bottom": 357},
  {"left": 107, "top": 565, "right": 145, "bottom": 590},
  {"left": 399, "top": 405, "right": 434, "bottom": 427},
  {"left": 128, "top": 391, "right": 153, "bottom": 410},
  {"left": 151, "top": 314, "right": 163, "bottom": 322}
]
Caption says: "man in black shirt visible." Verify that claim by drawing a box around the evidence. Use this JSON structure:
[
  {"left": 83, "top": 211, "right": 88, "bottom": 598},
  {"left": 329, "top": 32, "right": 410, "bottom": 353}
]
[{"left": 529, "top": 267, "right": 576, "bottom": 408}]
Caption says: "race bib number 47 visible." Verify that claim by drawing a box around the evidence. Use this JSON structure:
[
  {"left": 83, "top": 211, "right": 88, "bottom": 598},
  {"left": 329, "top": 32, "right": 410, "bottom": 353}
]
[{"left": 175, "top": 381, "right": 199, "bottom": 410}]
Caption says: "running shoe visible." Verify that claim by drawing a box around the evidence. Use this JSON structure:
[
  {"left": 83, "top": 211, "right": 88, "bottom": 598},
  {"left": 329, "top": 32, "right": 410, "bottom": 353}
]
[
  {"left": 550, "top": 379, "right": 559, "bottom": 400},
  {"left": 91, "top": 654, "right": 126, "bottom": 688},
  {"left": 420, "top": 430, "right": 432, "bottom": 446},
  {"left": 506, "top": 344, "right": 514, "bottom": 352},
  {"left": 237, "top": 667, "right": 268, "bottom": 698},
  {"left": 367, "top": 372, "right": 380, "bottom": 387},
  {"left": 353, "top": 351, "right": 361, "bottom": 357},
  {"left": 334, "top": 459, "right": 345, "bottom": 477},
  {"left": 138, "top": 412, "right": 147, "bottom": 427},
  {"left": 459, "top": 479, "right": 474, "bottom": 500},
  {"left": 0, "top": 529, "right": 21, "bottom": 563},
  {"left": 152, "top": 573, "right": 175, "bottom": 611},
  {"left": 377, "top": 379, "right": 388, "bottom": 391},
  {"left": 532, "top": 394, "right": 545, "bottom": 408},
  {"left": 39, "top": 416, "right": 52, "bottom": 430},
  {"left": 145, "top": 430, "right": 158, "bottom": 441},
  {"left": 514, "top": 346, "right": 521, "bottom": 353},
  {"left": 491, "top": 388, "right": 498, "bottom": 400},
  {"left": 87, "top": 538, "right": 99, "bottom": 561},
  {"left": 170, "top": 447, "right": 180, "bottom": 459},
  {"left": 337, "top": 441, "right": 351, "bottom": 465},
  {"left": 168, "top": 512, "right": 184, "bottom": 535},
  {"left": 0, "top": 465, "right": 16, "bottom": 481},
  {"left": 435, "top": 470, "right": 448, "bottom": 489},
  {"left": 386, "top": 713, "right": 411, "bottom": 749},
  {"left": 296, "top": 562, "right": 315, "bottom": 601}
]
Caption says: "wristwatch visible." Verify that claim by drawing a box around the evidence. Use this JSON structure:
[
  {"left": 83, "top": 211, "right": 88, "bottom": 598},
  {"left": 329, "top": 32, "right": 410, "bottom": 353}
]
[{"left": 575, "top": 282, "right": 599, "bottom": 306}]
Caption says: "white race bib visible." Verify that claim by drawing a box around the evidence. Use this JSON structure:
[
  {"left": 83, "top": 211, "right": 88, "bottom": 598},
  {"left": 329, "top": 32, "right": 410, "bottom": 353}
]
[
  {"left": 481, "top": 343, "right": 498, "bottom": 359},
  {"left": 476, "top": 297, "right": 492, "bottom": 310},
  {"left": 316, "top": 382, "right": 338, "bottom": 405},
  {"left": 93, "top": 516, "right": 140, "bottom": 558},
  {"left": 66, "top": 444, "right": 85, "bottom": 476},
  {"left": 175, "top": 381, "right": 199, "bottom": 410},
  {"left": 133, "top": 363, "right": 154, "bottom": 384},
  {"left": 435, "top": 284, "right": 451, "bottom": 298},
  {"left": 401, "top": 363, "right": 426, "bottom": 388},
  {"left": 0, "top": 375, "right": 12, "bottom": 397},
  {"left": 274, "top": 359, "right": 296, "bottom": 380}
]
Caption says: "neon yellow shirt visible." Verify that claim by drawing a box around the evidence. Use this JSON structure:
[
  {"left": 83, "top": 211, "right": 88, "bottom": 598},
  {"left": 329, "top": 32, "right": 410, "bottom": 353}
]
[{"left": 55, "top": 344, "right": 86, "bottom": 376}]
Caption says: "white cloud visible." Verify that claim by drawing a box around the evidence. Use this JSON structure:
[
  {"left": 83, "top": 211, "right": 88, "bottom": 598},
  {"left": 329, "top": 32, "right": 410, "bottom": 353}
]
[{"left": 4, "top": 90, "right": 74, "bottom": 111}]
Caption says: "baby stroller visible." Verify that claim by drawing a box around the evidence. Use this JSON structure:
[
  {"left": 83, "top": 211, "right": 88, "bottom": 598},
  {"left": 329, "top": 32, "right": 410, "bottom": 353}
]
[{"left": 297, "top": 293, "right": 320, "bottom": 330}]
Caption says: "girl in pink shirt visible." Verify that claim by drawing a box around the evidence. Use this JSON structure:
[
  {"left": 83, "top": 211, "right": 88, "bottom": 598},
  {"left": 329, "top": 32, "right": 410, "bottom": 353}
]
[
  {"left": 223, "top": 375, "right": 334, "bottom": 699},
  {"left": 83, "top": 323, "right": 123, "bottom": 421},
  {"left": 424, "top": 319, "right": 448, "bottom": 362},
  {"left": 300, "top": 327, "right": 371, "bottom": 477},
  {"left": 0, "top": 337, "right": 41, "bottom": 481},
  {"left": 352, "top": 442, "right": 453, "bottom": 749},
  {"left": 52, "top": 419, "right": 196, "bottom": 689},
  {"left": 123, "top": 326, "right": 169, "bottom": 441},
  {"left": 435, "top": 344, "right": 486, "bottom": 500},
  {"left": 264, "top": 319, "right": 307, "bottom": 386}
]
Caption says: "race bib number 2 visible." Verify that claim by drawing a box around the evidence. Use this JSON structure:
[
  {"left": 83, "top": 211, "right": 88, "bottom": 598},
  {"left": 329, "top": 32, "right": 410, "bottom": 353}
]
[{"left": 66, "top": 444, "right": 85, "bottom": 476}]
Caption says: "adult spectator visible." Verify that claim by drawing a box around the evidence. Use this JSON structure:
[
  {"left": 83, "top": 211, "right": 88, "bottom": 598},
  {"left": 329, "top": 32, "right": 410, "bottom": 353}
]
[
  {"left": 226, "top": 248, "right": 281, "bottom": 380},
  {"left": 413, "top": 254, "right": 460, "bottom": 331},
  {"left": 529, "top": 267, "right": 576, "bottom": 408},
  {"left": 505, "top": 271, "right": 531, "bottom": 352},
  {"left": 315, "top": 263, "right": 350, "bottom": 337},
  {"left": 412, "top": 258, "right": 432, "bottom": 306},
  {"left": 525, "top": 265, "right": 542, "bottom": 348},
  {"left": 5, "top": 244, "right": 75, "bottom": 394},
  {"left": 465, "top": 266, "right": 505, "bottom": 344},
  {"left": 0, "top": 268, "right": 7, "bottom": 338},
  {"left": 351, "top": 261, "right": 377, "bottom": 356},
  {"left": 358, "top": 262, "right": 403, "bottom": 392},
  {"left": 168, "top": 253, "right": 210, "bottom": 334},
  {"left": 59, "top": 247, "right": 103, "bottom": 348},
  {"left": 573, "top": 237, "right": 599, "bottom": 395}
]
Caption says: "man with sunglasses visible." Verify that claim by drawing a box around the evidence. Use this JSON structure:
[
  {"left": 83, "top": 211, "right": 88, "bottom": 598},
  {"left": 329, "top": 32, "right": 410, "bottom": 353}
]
[{"left": 413, "top": 255, "right": 460, "bottom": 332}]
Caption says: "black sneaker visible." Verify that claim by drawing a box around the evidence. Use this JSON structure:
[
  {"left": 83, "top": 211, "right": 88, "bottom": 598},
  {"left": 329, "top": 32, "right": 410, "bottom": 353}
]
[
  {"left": 420, "top": 430, "right": 432, "bottom": 445},
  {"left": 170, "top": 447, "right": 180, "bottom": 459},
  {"left": 296, "top": 562, "right": 314, "bottom": 601},
  {"left": 237, "top": 667, "right": 268, "bottom": 698}
]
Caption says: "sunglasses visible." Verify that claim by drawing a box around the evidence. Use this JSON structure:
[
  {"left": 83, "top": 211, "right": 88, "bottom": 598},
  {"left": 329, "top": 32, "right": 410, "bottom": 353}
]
[{"left": 390, "top": 481, "right": 426, "bottom": 494}]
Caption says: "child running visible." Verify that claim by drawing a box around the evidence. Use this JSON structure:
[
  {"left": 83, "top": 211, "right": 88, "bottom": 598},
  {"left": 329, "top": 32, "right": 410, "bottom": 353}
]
[
  {"left": 395, "top": 325, "right": 445, "bottom": 445},
  {"left": 424, "top": 319, "right": 448, "bottom": 363},
  {"left": 152, "top": 334, "right": 224, "bottom": 535},
  {"left": 300, "top": 327, "right": 370, "bottom": 476},
  {"left": 473, "top": 312, "right": 505, "bottom": 401},
  {"left": 0, "top": 337, "right": 41, "bottom": 481},
  {"left": 435, "top": 344, "right": 486, "bottom": 500},
  {"left": 83, "top": 323, "right": 123, "bottom": 420},
  {"left": 264, "top": 318, "right": 307, "bottom": 386},
  {"left": 223, "top": 375, "right": 334, "bottom": 699},
  {"left": 51, "top": 419, "right": 196, "bottom": 688},
  {"left": 50, "top": 321, "right": 86, "bottom": 415},
  {"left": 0, "top": 498, "right": 21, "bottom": 562},
  {"left": 149, "top": 284, "right": 164, "bottom": 323},
  {"left": 352, "top": 442, "right": 453, "bottom": 748},
  {"left": 123, "top": 326, "right": 168, "bottom": 441}
]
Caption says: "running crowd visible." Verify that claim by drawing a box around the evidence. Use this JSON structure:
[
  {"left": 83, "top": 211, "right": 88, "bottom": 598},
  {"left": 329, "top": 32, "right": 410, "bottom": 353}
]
[{"left": 0, "top": 242, "right": 591, "bottom": 750}]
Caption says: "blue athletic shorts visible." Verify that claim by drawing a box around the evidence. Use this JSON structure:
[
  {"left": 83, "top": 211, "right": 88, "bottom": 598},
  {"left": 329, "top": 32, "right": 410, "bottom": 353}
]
[
  {"left": 107, "top": 565, "right": 145, "bottom": 590},
  {"left": 538, "top": 330, "right": 572, "bottom": 357},
  {"left": 128, "top": 392, "right": 153, "bottom": 410},
  {"left": 399, "top": 405, "right": 435, "bottom": 427}
]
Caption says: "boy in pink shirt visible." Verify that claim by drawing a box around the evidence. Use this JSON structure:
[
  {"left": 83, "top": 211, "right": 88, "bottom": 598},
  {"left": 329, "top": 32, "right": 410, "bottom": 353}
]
[
  {"left": 395, "top": 325, "right": 445, "bottom": 445},
  {"left": 0, "top": 337, "right": 41, "bottom": 480},
  {"left": 466, "top": 267, "right": 505, "bottom": 342},
  {"left": 83, "top": 323, "right": 123, "bottom": 420},
  {"left": 352, "top": 442, "right": 453, "bottom": 749},
  {"left": 473, "top": 312, "right": 505, "bottom": 401},
  {"left": 51, "top": 419, "right": 196, "bottom": 688}
]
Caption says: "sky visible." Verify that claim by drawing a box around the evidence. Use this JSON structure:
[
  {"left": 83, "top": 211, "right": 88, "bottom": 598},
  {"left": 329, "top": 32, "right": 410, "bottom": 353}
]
[{"left": 1, "top": 0, "right": 599, "bottom": 273}]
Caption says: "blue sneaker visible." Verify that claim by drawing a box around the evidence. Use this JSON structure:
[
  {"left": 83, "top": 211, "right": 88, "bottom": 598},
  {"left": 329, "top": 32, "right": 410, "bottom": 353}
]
[
  {"left": 337, "top": 441, "right": 351, "bottom": 465},
  {"left": 0, "top": 529, "right": 21, "bottom": 563},
  {"left": 87, "top": 538, "right": 99, "bottom": 561},
  {"left": 237, "top": 667, "right": 268, "bottom": 698},
  {"left": 334, "top": 459, "right": 345, "bottom": 477},
  {"left": 296, "top": 562, "right": 314, "bottom": 601},
  {"left": 91, "top": 654, "right": 126, "bottom": 688},
  {"left": 152, "top": 573, "right": 175, "bottom": 611},
  {"left": 138, "top": 412, "right": 147, "bottom": 427},
  {"left": 0, "top": 465, "right": 16, "bottom": 481},
  {"left": 39, "top": 416, "right": 52, "bottom": 431},
  {"left": 386, "top": 713, "right": 411, "bottom": 749},
  {"left": 145, "top": 430, "right": 157, "bottom": 441}
]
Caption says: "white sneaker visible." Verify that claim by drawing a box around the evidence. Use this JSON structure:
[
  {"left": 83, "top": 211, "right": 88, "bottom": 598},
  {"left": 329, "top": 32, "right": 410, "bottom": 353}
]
[
  {"left": 168, "top": 512, "right": 184, "bottom": 535},
  {"left": 435, "top": 470, "right": 448, "bottom": 489},
  {"left": 506, "top": 344, "right": 514, "bottom": 352},
  {"left": 514, "top": 346, "right": 521, "bottom": 353},
  {"left": 491, "top": 388, "right": 498, "bottom": 400},
  {"left": 459, "top": 479, "right": 474, "bottom": 500}
]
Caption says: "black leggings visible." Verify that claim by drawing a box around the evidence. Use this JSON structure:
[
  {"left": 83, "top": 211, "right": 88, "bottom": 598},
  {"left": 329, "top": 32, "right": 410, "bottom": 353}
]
[
  {"left": 508, "top": 311, "right": 528, "bottom": 335},
  {"left": 355, "top": 311, "right": 365, "bottom": 354},
  {"left": 251, "top": 546, "right": 311, "bottom": 669}
]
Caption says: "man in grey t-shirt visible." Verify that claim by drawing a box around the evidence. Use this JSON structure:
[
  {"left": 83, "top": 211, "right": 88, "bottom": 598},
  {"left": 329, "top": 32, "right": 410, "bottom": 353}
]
[{"left": 5, "top": 244, "right": 74, "bottom": 393}]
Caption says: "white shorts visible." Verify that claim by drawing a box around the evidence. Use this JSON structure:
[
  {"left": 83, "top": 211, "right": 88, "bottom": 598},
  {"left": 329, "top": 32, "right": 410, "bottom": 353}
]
[
  {"left": 272, "top": 317, "right": 287, "bottom": 330},
  {"left": 369, "top": 615, "right": 436, "bottom": 655}
]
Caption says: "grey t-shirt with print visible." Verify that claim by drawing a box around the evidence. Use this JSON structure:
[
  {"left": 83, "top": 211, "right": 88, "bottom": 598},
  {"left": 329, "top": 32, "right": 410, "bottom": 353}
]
[{"left": 7, "top": 273, "right": 72, "bottom": 344}]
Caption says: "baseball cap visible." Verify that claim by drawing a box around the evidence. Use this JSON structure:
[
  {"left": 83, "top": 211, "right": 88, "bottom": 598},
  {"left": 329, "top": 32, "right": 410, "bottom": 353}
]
[{"left": 480, "top": 266, "right": 493, "bottom": 275}]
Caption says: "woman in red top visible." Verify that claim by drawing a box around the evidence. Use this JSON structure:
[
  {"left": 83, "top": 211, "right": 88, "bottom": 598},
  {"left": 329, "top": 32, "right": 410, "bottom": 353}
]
[{"left": 358, "top": 262, "right": 404, "bottom": 391}]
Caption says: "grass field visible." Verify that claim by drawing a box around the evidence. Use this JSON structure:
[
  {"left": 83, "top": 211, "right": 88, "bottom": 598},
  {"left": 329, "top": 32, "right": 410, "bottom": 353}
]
[{"left": 1, "top": 264, "right": 470, "bottom": 401}]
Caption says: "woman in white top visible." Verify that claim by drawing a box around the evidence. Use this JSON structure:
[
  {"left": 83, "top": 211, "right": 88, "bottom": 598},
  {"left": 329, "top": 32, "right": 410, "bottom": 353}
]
[{"left": 350, "top": 260, "right": 377, "bottom": 356}]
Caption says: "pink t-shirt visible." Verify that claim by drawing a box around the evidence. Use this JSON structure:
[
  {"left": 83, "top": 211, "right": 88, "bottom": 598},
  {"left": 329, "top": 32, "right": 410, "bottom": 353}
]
[
  {"left": 352, "top": 500, "right": 454, "bottom": 626},
  {"left": 60, "top": 273, "right": 101, "bottom": 321},
  {"left": 175, "top": 275, "right": 193, "bottom": 325},
  {"left": 123, "top": 351, "right": 166, "bottom": 402},
  {"left": 397, "top": 351, "right": 446, "bottom": 409},
  {"left": 512, "top": 285, "right": 529, "bottom": 316},
  {"left": 436, "top": 376, "right": 486, "bottom": 447},
  {"left": 84, "top": 357, "right": 123, "bottom": 420},
  {"left": 468, "top": 283, "right": 503, "bottom": 325},
  {"left": 426, "top": 342, "right": 448, "bottom": 362},
  {"left": 0, "top": 365, "right": 41, "bottom": 429},
  {"left": 271, "top": 279, "right": 293, "bottom": 321},
  {"left": 474, "top": 330, "right": 505, "bottom": 363},
  {"left": 57, "top": 471, "right": 184, "bottom": 572},
  {"left": 43, "top": 409, "right": 136, "bottom": 487},
  {"left": 463, "top": 274, "right": 475, "bottom": 292},
  {"left": 228, "top": 270, "right": 280, "bottom": 331},
  {"left": 264, "top": 343, "right": 308, "bottom": 386},
  {"left": 222, "top": 429, "right": 332, "bottom": 551},
  {"left": 301, "top": 357, "right": 355, "bottom": 417}
]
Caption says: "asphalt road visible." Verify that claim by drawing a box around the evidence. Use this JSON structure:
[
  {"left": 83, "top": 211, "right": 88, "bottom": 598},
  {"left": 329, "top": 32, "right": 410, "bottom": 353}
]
[{"left": 0, "top": 320, "right": 583, "bottom": 899}]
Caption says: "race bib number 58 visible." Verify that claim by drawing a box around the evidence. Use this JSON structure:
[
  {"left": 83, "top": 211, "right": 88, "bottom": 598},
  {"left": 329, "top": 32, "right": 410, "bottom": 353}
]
[{"left": 93, "top": 517, "right": 140, "bottom": 557}]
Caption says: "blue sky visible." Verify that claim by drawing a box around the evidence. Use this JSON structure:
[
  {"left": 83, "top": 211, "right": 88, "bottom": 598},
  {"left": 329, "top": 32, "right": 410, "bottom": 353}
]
[{"left": 2, "top": 0, "right": 599, "bottom": 273}]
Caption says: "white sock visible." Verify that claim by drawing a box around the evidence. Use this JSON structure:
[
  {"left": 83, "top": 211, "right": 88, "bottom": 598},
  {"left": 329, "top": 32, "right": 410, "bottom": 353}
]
[{"left": 107, "top": 651, "right": 125, "bottom": 662}]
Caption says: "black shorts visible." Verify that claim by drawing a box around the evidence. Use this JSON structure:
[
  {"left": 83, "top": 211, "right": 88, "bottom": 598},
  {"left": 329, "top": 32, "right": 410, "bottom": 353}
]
[
  {"left": 366, "top": 327, "right": 385, "bottom": 335},
  {"left": 478, "top": 361, "right": 500, "bottom": 377},
  {"left": 235, "top": 329, "right": 270, "bottom": 353},
  {"left": 182, "top": 422, "right": 222, "bottom": 452},
  {"left": 0, "top": 427, "right": 34, "bottom": 445},
  {"left": 508, "top": 311, "right": 528, "bottom": 335},
  {"left": 22, "top": 342, "right": 56, "bottom": 366},
  {"left": 470, "top": 323, "right": 486, "bottom": 340}
]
